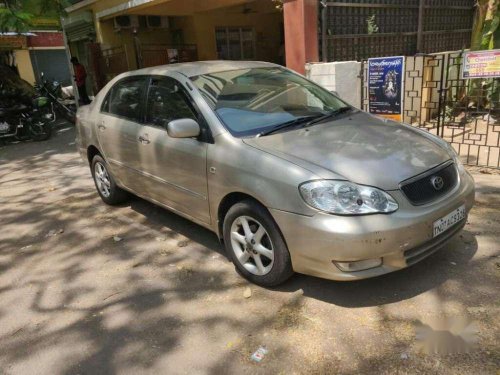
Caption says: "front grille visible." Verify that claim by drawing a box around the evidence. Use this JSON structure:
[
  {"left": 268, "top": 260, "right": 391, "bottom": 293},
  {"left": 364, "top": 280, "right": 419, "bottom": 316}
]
[{"left": 400, "top": 162, "right": 458, "bottom": 205}]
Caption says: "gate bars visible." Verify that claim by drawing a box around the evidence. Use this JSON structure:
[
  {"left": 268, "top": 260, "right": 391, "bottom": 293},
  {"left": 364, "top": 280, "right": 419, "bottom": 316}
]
[{"left": 361, "top": 51, "right": 500, "bottom": 169}]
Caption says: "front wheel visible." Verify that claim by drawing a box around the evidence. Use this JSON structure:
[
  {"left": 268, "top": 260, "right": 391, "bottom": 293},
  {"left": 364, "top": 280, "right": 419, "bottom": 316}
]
[
  {"left": 223, "top": 200, "right": 294, "bottom": 287},
  {"left": 91, "top": 155, "right": 128, "bottom": 205}
]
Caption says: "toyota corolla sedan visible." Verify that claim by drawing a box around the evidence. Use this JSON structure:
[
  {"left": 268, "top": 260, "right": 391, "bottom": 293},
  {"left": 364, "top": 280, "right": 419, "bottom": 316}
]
[{"left": 75, "top": 61, "right": 475, "bottom": 286}]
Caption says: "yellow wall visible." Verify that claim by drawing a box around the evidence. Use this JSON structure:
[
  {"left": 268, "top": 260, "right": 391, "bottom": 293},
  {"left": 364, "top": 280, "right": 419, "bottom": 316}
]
[
  {"left": 188, "top": 8, "right": 283, "bottom": 62},
  {"left": 98, "top": 18, "right": 172, "bottom": 70},
  {"left": 15, "top": 50, "right": 36, "bottom": 85}
]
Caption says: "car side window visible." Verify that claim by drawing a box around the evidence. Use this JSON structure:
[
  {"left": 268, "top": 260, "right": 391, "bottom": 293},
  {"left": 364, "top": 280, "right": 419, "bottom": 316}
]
[
  {"left": 105, "top": 77, "right": 146, "bottom": 122},
  {"left": 146, "top": 77, "right": 197, "bottom": 129}
]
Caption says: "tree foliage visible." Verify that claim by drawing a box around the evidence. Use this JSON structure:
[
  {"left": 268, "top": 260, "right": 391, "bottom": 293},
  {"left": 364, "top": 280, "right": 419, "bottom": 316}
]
[
  {"left": 471, "top": 0, "right": 500, "bottom": 51},
  {"left": 0, "top": 0, "right": 68, "bottom": 32},
  {"left": 271, "top": 0, "right": 283, "bottom": 11}
]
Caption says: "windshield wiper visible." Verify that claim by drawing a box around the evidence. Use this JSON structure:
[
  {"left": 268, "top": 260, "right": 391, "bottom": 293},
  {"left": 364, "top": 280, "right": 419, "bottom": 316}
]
[
  {"left": 257, "top": 115, "right": 321, "bottom": 137},
  {"left": 304, "top": 106, "right": 353, "bottom": 127},
  {"left": 256, "top": 107, "right": 353, "bottom": 137}
]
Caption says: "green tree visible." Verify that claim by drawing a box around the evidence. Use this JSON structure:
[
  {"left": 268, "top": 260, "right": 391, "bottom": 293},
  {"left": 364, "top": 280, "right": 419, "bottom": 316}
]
[
  {"left": 0, "top": 0, "right": 68, "bottom": 32},
  {"left": 0, "top": 1, "right": 68, "bottom": 97},
  {"left": 466, "top": 0, "right": 500, "bottom": 110},
  {"left": 271, "top": 0, "right": 283, "bottom": 11},
  {"left": 471, "top": 0, "right": 499, "bottom": 50}
]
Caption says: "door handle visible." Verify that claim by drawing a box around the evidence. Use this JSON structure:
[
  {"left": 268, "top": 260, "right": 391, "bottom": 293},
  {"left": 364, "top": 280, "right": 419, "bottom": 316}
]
[
  {"left": 98, "top": 124, "right": 106, "bottom": 131},
  {"left": 138, "top": 135, "right": 150, "bottom": 144}
]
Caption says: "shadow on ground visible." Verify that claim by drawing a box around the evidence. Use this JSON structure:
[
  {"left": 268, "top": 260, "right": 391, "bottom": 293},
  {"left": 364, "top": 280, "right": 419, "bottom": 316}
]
[{"left": 0, "top": 126, "right": 498, "bottom": 374}]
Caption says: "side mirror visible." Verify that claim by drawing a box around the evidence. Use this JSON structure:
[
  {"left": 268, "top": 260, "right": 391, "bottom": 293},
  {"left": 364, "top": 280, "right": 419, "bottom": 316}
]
[{"left": 167, "top": 118, "right": 200, "bottom": 138}]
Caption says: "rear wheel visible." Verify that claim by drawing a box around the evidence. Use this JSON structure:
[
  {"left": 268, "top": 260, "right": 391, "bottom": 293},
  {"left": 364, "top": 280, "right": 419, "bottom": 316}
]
[
  {"left": 29, "top": 119, "right": 52, "bottom": 141},
  {"left": 91, "top": 155, "right": 128, "bottom": 205},
  {"left": 223, "top": 200, "right": 293, "bottom": 286}
]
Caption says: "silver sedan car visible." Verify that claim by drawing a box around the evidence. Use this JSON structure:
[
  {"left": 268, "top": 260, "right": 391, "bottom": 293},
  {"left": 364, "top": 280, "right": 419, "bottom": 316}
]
[{"left": 75, "top": 61, "right": 475, "bottom": 286}]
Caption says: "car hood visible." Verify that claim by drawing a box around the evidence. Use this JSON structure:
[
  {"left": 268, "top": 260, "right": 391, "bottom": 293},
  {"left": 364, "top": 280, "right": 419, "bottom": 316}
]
[{"left": 243, "top": 111, "right": 451, "bottom": 190}]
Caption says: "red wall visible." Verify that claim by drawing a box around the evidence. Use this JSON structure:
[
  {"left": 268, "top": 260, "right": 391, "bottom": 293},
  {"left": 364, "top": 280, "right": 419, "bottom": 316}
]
[
  {"left": 27, "top": 32, "right": 64, "bottom": 48},
  {"left": 283, "top": 0, "right": 319, "bottom": 74}
]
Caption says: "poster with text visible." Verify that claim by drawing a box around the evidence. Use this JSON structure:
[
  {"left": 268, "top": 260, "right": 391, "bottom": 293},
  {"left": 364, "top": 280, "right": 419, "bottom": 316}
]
[
  {"left": 368, "top": 56, "right": 405, "bottom": 121},
  {"left": 462, "top": 49, "right": 500, "bottom": 79}
]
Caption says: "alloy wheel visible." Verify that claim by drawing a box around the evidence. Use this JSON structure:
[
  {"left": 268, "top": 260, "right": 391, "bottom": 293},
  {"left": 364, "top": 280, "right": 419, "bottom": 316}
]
[
  {"left": 230, "top": 215, "right": 274, "bottom": 276},
  {"left": 94, "top": 162, "right": 111, "bottom": 198}
]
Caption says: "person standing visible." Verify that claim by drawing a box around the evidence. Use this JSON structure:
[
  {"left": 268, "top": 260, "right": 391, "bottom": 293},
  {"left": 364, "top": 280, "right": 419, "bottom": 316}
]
[{"left": 71, "top": 57, "right": 91, "bottom": 105}]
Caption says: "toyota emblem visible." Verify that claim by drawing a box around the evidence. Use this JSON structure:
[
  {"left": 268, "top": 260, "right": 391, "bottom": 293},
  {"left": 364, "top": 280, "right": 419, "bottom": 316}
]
[{"left": 431, "top": 176, "right": 444, "bottom": 190}]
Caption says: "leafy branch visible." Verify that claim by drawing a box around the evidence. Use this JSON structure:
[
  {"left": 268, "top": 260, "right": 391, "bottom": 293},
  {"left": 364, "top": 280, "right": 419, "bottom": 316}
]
[
  {"left": 0, "top": 0, "right": 69, "bottom": 32},
  {"left": 367, "top": 14, "right": 379, "bottom": 34},
  {"left": 271, "top": 0, "right": 283, "bottom": 11}
]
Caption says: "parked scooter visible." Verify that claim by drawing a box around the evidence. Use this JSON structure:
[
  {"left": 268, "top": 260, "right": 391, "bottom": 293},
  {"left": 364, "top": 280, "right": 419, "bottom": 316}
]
[
  {"left": 0, "top": 85, "right": 54, "bottom": 142},
  {"left": 35, "top": 72, "right": 77, "bottom": 123}
]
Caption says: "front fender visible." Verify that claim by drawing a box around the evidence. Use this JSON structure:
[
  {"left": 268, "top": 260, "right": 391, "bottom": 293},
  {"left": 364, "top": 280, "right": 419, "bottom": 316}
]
[{"left": 207, "top": 133, "right": 320, "bottom": 231}]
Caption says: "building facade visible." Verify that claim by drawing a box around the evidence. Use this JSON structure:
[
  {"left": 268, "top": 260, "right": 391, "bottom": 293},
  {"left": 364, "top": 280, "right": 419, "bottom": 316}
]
[
  {"left": 62, "top": 0, "right": 475, "bottom": 93},
  {"left": 0, "top": 16, "right": 72, "bottom": 87},
  {"left": 62, "top": 0, "right": 320, "bottom": 93}
]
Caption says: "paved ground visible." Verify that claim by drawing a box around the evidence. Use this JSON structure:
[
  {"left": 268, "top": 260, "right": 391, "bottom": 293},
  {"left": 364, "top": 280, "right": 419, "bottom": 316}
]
[{"left": 0, "top": 124, "right": 499, "bottom": 375}]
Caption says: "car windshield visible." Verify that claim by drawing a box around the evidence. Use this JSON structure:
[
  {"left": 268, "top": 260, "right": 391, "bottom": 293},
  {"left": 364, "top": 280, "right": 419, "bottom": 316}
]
[{"left": 191, "top": 67, "right": 349, "bottom": 137}]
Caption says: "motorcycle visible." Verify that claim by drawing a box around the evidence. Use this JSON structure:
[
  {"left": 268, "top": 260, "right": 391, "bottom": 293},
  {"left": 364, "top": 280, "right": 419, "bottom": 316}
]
[
  {"left": 35, "top": 72, "right": 77, "bottom": 123},
  {"left": 0, "top": 85, "right": 54, "bottom": 142}
]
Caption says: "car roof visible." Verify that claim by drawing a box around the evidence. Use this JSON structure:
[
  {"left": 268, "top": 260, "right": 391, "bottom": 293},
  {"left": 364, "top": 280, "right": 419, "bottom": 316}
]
[{"left": 121, "top": 60, "right": 281, "bottom": 78}]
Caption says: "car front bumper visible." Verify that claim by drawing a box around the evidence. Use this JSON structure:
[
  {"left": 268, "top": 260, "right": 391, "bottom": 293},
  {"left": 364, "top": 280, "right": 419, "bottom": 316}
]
[{"left": 270, "top": 169, "right": 475, "bottom": 281}]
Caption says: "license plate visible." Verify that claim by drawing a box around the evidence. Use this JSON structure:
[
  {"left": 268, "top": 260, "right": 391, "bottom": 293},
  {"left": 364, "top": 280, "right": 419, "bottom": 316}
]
[{"left": 433, "top": 205, "right": 466, "bottom": 238}]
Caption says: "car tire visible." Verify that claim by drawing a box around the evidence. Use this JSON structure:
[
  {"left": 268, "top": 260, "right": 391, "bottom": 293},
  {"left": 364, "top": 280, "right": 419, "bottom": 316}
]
[
  {"left": 29, "top": 120, "right": 52, "bottom": 142},
  {"left": 91, "top": 155, "right": 128, "bottom": 205},
  {"left": 223, "top": 199, "right": 294, "bottom": 287}
]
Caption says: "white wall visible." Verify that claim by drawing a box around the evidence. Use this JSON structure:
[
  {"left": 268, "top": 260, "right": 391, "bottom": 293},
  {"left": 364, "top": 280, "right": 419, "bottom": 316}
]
[{"left": 305, "top": 61, "right": 361, "bottom": 108}]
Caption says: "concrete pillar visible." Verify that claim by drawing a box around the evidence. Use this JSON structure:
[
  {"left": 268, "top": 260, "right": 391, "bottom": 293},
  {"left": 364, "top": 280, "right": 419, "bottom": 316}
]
[{"left": 283, "top": 0, "right": 319, "bottom": 75}]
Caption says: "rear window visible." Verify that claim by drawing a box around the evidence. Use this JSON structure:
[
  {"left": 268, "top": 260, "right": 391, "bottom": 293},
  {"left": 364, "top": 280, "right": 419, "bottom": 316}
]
[{"left": 102, "top": 77, "right": 146, "bottom": 122}]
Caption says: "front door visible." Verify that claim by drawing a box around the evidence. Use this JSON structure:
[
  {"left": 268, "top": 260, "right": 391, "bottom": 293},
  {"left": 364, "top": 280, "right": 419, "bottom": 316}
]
[
  {"left": 137, "top": 76, "right": 210, "bottom": 224},
  {"left": 97, "top": 76, "right": 148, "bottom": 192}
]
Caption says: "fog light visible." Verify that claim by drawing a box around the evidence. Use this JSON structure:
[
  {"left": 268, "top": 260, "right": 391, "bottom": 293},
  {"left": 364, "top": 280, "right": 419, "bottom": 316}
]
[{"left": 333, "top": 258, "right": 382, "bottom": 272}]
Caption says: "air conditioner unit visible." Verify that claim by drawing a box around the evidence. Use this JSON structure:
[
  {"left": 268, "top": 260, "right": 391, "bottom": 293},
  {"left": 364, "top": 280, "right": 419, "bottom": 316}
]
[
  {"left": 114, "top": 15, "right": 139, "bottom": 30},
  {"left": 146, "top": 16, "right": 169, "bottom": 29}
]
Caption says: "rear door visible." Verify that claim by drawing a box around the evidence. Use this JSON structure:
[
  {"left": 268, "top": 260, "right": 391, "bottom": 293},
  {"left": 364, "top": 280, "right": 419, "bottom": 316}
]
[
  {"left": 136, "top": 75, "right": 211, "bottom": 224},
  {"left": 97, "top": 76, "right": 148, "bottom": 192}
]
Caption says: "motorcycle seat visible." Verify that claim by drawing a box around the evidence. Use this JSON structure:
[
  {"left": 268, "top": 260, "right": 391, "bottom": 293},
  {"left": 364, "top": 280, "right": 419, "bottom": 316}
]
[{"left": 0, "top": 104, "right": 28, "bottom": 115}]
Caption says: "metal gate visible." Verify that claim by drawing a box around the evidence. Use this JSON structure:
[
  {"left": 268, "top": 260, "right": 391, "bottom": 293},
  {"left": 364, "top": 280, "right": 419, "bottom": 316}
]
[
  {"left": 320, "top": 0, "right": 474, "bottom": 62},
  {"left": 139, "top": 44, "right": 198, "bottom": 68},
  {"left": 30, "top": 49, "right": 72, "bottom": 85},
  {"left": 361, "top": 51, "right": 500, "bottom": 169},
  {"left": 98, "top": 45, "right": 129, "bottom": 84}
]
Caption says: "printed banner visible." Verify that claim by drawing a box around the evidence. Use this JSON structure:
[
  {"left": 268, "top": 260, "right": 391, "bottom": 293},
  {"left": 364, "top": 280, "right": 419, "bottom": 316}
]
[
  {"left": 367, "top": 56, "right": 405, "bottom": 121},
  {"left": 462, "top": 49, "right": 500, "bottom": 79}
]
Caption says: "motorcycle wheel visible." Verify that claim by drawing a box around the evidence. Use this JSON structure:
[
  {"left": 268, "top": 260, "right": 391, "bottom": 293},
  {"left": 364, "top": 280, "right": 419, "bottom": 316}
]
[{"left": 29, "top": 120, "right": 52, "bottom": 141}]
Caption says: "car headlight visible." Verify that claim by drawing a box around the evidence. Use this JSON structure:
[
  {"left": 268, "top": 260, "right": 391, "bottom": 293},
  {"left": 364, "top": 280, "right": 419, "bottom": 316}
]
[{"left": 299, "top": 180, "right": 398, "bottom": 215}]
